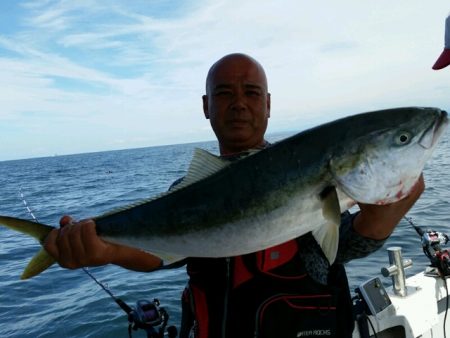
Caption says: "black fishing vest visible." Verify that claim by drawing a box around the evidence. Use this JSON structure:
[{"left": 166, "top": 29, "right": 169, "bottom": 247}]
[{"left": 179, "top": 233, "right": 354, "bottom": 338}]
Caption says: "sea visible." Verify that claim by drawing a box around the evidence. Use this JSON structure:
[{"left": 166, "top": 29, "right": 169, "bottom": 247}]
[{"left": 0, "top": 129, "right": 449, "bottom": 338}]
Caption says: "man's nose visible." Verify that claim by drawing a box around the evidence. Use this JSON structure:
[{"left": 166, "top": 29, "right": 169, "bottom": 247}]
[{"left": 230, "top": 92, "right": 246, "bottom": 111}]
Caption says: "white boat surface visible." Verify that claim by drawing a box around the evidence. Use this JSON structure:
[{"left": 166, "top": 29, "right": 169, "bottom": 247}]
[{"left": 352, "top": 246, "right": 450, "bottom": 338}]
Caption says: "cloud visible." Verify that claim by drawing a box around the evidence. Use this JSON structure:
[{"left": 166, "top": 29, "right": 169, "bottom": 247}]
[{"left": 0, "top": 0, "right": 449, "bottom": 160}]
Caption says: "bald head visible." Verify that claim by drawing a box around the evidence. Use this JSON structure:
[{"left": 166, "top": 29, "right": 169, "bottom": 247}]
[
  {"left": 202, "top": 53, "right": 271, "bottom": 155},
  {"left": 205, "top": 53, "right": 269, "bottom": 95}
]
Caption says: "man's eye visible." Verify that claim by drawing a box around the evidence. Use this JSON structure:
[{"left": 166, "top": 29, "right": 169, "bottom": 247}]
[
  {"left": 246, "top": 90, "right": 261, "bottom": 96},
  {"left": 215, "top": 91, "right": 232, "bottom": 96}
]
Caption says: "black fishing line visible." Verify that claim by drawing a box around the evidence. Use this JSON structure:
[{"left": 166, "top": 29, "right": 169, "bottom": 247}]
[{"left": 366, "top": 314, "right": 378, "bottom": 338}]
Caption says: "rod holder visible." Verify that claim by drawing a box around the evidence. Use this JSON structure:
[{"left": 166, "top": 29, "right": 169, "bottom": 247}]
[{"left": 381, "top": 247, "right": 412, "bottom": 297}]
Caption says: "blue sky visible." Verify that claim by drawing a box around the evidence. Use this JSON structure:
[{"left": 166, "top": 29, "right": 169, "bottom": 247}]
[{"left": 0, "top": 1, "right": 449, "bottom": 161}]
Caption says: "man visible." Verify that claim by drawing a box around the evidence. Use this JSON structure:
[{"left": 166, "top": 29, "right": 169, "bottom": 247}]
[{"left": 44, "top": 53, "right": 424, "bottom": 338}]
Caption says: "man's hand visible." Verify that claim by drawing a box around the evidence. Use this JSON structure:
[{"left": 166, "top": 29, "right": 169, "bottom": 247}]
[
  {"left": 353, "top": 174, "right": 425, "bottom": 240},
  {"left": 44, "top": 215, "right": 163, "bottom": 271},
  {"left": 44, "top": 216, "right": 114, "bottom": 269}
]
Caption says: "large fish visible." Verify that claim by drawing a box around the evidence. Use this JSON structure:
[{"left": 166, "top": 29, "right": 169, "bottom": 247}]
[{"left": 0, "top": 107, "right": 447, "bottom": 279}]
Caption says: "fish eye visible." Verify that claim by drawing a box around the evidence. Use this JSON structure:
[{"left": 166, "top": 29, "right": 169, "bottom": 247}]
[{"left": 395, "top": 131, "right": 412, "bottom": 145}]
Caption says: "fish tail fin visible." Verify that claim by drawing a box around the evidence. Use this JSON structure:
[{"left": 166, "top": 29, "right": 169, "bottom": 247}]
[
  {"left": 22, "top": 248, "right": 56, "bottom": 279},
  {"left": 0, "top": 216, "right": 56, "bottom": 279}
]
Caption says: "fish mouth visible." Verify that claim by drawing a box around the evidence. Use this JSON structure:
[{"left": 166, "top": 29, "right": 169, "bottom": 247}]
[{"left": 419, "top": 110, "right": 448, "bottom": 149}]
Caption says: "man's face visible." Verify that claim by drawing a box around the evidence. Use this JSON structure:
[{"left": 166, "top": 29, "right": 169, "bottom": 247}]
[{"left": 203, "top": 56, "right": 271, "bottom": 154}]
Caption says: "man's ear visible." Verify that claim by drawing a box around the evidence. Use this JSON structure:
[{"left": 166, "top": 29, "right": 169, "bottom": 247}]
[
  {"left": 266, "top": 93, "right": 271, "bottom": 118},
  {"left": 202, "top": 95, "right": 210, "bottom": 119}
]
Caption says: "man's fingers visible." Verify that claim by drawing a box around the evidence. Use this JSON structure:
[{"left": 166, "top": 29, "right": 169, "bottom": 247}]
[
  {"left": 59, "top": 215, "right": 74, "bottom": 227},
  {"left": 45, "top": 217, "right": 112, "bottom": 269},
  {"left": 43, "top": 229, "right": 61, "bottom": 260},
  {"left": 56, "top": 224, "right": 77, "bottom": 268}
]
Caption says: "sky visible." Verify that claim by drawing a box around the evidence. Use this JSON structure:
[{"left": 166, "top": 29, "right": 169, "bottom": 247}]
[{"left": 0, "top": 1, "right": 449, "bottom": 161}]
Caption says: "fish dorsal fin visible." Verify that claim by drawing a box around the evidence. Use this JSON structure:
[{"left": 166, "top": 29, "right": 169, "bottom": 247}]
[
  {"left": 312, "top": 186, "right": 341, "bottom": 264},
  {"left": 100, "top": 148, "right": 265, "bottom": 218},
  {"left": 174, "top": 148, "right": 230, "bottom": 190},
  {"left": 99, "top": 148, "right": 263, "bottom": 219},
  {"left": 99, "top": 149, "right": 230, "bottom": 218}
]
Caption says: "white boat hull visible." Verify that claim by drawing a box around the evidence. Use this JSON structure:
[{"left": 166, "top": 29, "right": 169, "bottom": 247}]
[{"left": 353, "top": 271, "right": 450, "bottom": 337}]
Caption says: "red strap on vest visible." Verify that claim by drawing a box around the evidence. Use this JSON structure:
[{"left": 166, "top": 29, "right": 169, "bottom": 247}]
[
  {"left": 189, "top": 284, "right": 209, "bottom": 338},
  {"left": 233, "top": 239, "right": 299, "bottom": 288}
]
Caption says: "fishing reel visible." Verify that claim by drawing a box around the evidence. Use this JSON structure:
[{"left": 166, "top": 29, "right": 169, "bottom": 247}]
[
  {"left": 412, "top": 222, "right": 450, "bottom": 277},
  {"left": 128, "top": 299, "right": 177, "bottom": 338},
  {"left": 421, "top": 230, "right": 449, "bottom": 249},
  {"left": 423, "top": 231, "right": 450, "bottom": 277}
]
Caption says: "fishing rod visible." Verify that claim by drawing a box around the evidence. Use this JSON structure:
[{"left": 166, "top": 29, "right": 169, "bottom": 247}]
[{"left": 18, "top": 188, "right": 177, "bottom": 338}]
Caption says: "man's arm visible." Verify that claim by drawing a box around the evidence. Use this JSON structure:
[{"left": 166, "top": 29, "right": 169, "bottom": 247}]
[
  {"left": 335, "top": 174, "right": 425, "bottom": 264},
  {"left": 44, "top": 216, "right": 163, "bottom": 271}
]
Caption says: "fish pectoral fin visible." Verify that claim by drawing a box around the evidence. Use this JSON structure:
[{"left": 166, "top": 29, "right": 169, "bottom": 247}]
[
  {"left": 313, "top": 187, "right": 342, "bottom": 264},
  {"left": 320, "top": 186, "right": 341, "bottom": 226},
  {"left": 0, "top": 215, "right": 56, "bottom": 279},
  {"left": 22, "top": 248, "right": 56, "bottom": 280},
  {"left": 312, "top": 222, "right": 339, "bottom": 265}
]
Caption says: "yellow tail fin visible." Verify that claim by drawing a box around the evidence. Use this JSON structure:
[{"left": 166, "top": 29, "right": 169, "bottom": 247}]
[
  {"left": 22, "top": 248, "right": 56, "bottom": 279},
  {"left": 0, "top": 216, "right": 56, "bottom": 279}
]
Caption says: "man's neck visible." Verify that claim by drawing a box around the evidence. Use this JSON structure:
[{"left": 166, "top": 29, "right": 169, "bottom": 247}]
[{"left": 219, "top": 140, "right": 269, "bottom": 156}]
